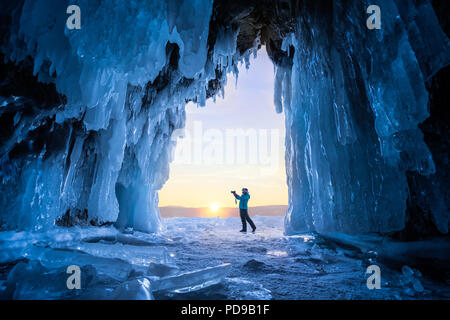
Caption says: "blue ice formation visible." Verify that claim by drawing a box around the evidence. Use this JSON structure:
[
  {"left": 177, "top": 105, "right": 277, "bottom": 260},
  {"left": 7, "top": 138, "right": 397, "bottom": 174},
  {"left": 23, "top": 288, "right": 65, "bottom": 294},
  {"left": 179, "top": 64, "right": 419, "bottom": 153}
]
[
  {"left": 0, "top": 0, "right": 215, "bottom": 232},
  {"left": 281, "top": 1, "right": 449, "bottom": 234},
  {"left": 0, "top": 0, "right": 448, "bottom": 236}
]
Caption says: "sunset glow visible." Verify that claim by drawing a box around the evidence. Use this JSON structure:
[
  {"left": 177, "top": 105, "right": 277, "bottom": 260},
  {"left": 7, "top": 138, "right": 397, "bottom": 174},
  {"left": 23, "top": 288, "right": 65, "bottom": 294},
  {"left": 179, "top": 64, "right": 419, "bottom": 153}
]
[
  {"left": 209, "top": 203, "right": 221, "bottom": 213},
  {"left": 158, "top": 47, "right": 288, "bottom": 208}
]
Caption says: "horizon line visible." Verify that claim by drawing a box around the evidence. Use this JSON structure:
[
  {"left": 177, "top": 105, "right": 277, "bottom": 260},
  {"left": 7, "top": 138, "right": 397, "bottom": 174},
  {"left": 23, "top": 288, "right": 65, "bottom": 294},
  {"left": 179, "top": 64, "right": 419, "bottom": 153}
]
[{"left": 159, "top": 204, "right": 288, "bottom": 209}]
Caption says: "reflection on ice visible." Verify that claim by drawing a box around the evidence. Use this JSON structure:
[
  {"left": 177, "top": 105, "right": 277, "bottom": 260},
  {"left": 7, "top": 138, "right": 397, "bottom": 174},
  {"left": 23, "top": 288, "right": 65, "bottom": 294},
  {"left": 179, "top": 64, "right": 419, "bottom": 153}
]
[
  {"left": 226, "top": 278, "right": 272, "bottom": 300},
  {"left": 266, "top": 250, "right": 288, "bottom": 257},
  {"left": 284, "top": 234, "right": 315, "bottom": 242},
  {"left": 112, "top": 278, "right": 154, "bottom": 300},
  {"left": 152, "top": 263, "right": 231, "bottom": 293}
]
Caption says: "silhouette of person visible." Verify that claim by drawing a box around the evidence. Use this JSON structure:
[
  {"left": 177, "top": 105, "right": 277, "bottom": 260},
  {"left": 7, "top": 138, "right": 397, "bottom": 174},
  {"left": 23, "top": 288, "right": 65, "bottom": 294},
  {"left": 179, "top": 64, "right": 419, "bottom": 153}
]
[{"left": 231, "top": 188, "right": 256, "bottom": 233}]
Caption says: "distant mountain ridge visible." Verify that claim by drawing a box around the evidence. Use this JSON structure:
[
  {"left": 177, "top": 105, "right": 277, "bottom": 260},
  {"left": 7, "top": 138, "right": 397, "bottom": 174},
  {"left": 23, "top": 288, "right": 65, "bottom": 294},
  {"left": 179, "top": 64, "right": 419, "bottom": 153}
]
[{"left": 159, "top": 205, "right": 288, "bottom": 218}]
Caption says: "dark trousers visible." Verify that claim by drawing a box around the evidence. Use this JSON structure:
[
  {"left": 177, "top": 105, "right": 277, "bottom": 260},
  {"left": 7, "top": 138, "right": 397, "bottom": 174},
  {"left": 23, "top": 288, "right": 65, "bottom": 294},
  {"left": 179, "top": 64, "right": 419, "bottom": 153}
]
[{"left": 239, "top": 209, "right": 256, "bottom": 231}]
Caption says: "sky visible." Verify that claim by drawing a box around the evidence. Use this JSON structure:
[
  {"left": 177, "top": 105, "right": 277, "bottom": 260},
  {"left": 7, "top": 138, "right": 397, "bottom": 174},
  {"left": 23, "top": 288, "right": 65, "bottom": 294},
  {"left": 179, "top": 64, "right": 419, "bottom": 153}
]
[{"left": 158, "top": 47, "right": 288, "bottom": 211}]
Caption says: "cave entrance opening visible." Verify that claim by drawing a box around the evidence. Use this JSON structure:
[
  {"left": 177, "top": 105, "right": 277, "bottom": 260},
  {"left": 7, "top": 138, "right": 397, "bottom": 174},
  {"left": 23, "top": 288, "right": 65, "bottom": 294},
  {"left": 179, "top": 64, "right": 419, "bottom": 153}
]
[{"left": 158, "top": 47, "right": 288, "bottom": 220}]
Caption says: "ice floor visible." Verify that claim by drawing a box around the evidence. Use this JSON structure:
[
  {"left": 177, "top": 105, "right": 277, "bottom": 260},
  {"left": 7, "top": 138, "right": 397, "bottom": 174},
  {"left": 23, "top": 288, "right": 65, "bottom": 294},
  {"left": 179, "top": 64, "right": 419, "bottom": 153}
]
[{"left": 0, "top": 216, "right": 449, "bottom": 300}]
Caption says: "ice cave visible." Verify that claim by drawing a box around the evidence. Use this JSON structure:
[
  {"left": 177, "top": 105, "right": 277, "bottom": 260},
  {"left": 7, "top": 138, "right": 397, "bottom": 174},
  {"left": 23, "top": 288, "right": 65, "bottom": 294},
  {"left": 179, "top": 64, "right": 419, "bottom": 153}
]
[{"left": 0, "top": 0, "right": 449, "bottom": 300}]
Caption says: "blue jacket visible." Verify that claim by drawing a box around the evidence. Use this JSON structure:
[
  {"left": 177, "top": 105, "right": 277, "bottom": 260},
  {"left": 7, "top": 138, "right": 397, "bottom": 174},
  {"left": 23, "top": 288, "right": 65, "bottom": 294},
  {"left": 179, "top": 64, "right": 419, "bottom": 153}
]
[{"left": 234, "top": 192, "right": 250, "bottom": 210}]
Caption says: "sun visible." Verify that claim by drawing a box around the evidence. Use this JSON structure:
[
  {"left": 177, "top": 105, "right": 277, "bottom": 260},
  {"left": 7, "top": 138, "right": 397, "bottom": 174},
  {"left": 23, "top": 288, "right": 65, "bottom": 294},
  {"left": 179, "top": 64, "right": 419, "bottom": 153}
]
[{"left": 209, "top": 203, "right": 220, "bottom": 213}]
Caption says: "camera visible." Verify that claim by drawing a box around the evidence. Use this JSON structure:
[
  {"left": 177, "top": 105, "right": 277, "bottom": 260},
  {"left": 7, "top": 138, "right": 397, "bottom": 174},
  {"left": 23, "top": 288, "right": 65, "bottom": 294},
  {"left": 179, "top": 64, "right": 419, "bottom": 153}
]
[{"left": 230, "top": 190, "right": 235, "bottom": 193}]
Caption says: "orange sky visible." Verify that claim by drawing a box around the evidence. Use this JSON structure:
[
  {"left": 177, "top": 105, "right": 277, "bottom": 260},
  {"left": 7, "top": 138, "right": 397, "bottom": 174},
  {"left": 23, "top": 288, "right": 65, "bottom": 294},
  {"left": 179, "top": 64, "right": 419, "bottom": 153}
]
[{"left": 158, "top": 48, "right": 288, "bottom": 208}]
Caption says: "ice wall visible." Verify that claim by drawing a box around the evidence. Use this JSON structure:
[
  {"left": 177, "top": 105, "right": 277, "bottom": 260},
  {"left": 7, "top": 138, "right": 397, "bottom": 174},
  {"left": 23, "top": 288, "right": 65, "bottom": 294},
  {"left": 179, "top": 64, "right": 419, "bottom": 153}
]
[
  {"left": 0, "top": 0, "right": 214, "bottom": 232},
  {"left": 281, "top": 0, "right": 449, "bottom": 234}
]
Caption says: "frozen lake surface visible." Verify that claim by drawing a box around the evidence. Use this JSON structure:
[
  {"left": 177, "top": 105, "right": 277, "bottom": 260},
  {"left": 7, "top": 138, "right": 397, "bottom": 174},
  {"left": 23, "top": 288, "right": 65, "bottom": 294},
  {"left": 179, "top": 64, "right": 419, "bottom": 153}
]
[{"left": 0, "top": 216, "right": 448, "bottom": 299}]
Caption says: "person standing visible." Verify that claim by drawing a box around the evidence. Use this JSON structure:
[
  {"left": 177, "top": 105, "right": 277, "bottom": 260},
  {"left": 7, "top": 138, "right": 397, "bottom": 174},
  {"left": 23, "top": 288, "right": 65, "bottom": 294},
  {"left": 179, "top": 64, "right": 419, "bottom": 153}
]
[{"left": 231, "top": 188, "right": 256, "bottom": 233}]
